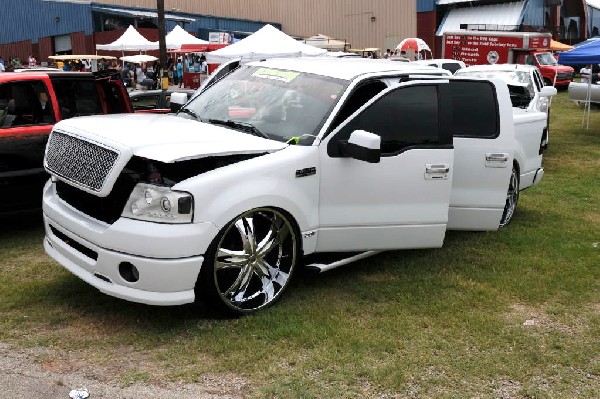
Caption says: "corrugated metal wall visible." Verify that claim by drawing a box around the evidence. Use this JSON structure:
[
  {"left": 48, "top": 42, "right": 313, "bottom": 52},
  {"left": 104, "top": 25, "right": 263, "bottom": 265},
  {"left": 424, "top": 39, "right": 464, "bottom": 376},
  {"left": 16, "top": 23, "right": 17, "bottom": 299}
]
[
  {"left": 0, "top": 0, "right": 93, "bottom": 44},
  {"left": 71, "top": 32, "right": 88, "bottom": 54},
  {"left": 38, "top": 37, "right": 54, "bottom": 64},
  {"left": 417, "top": 11, "right": 438, "bottom": 56},
  {"left": 0, "top": 40, "right": 32, "bottom": 67},
  {"left": 91, "top": 0, "right": 417, "bottom": 50}
]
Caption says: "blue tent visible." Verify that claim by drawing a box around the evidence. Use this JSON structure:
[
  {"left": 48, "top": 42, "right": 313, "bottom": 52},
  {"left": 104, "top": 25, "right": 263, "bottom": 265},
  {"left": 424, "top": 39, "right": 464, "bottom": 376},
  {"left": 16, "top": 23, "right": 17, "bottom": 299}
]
[
  {"left": 573, "top": 36, "right": 600, "bottom": 47},
  {"left": 558, "top": 39, "right": 600, "bottom": 64}
]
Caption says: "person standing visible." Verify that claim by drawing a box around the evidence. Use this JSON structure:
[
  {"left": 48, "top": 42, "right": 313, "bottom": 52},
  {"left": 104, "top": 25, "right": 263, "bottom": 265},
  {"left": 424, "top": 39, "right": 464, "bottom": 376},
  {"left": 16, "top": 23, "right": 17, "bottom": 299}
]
[
  {"left": 580, "top": 65, "right": 591, "bottom": 83},
  {"left": 176, "top": 57, "right": 184, "bottom": 88},
  {"left": 27, "top": 54, "right": 36, "bottom": 68},
  {"left": 166, "top": 56, "right": 174, "bottom": 85},
  {"left": 0, "top": 56, "right": 4, "bottom": 72}
]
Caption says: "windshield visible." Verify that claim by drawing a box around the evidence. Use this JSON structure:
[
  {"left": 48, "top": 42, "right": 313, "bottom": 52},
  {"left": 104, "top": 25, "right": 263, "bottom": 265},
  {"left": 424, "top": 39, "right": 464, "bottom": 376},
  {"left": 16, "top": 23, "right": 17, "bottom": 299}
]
[
  {"left": 535, "top": 52, "right": 558, "bottom": 66},
  {"left": 455, "top": 70, "right": 535, "bottom": 98},
  {"left": 179, "top": 65, "right": 348, "bottom": 144}
]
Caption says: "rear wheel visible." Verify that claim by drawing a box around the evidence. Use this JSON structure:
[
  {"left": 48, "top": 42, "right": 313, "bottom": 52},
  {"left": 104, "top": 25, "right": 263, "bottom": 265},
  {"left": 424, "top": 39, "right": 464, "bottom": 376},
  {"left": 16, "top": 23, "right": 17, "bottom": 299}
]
[
  {"left": 499, "top": 166, "right": 519, "bottom": 228},
  {"left": 198, "top": 208, "right": 299, "bottom": 315}
]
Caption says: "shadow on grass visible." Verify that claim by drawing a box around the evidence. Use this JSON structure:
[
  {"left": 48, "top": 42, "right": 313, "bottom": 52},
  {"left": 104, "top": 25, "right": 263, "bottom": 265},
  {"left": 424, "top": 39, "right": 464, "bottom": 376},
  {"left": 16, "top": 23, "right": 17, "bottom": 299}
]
[{"left": 0, "top": 209, "right": 44, "bottom": 238}]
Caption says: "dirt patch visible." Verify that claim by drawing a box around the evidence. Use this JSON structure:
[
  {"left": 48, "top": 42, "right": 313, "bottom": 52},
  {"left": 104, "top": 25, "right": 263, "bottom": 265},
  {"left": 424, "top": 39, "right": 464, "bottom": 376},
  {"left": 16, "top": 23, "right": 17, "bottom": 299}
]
[
  {"left": 0, "top": 343, "right": 249, "bottom": 398},
  {"left": 507, "top": 303, "right": 586, "bottom": 335}
]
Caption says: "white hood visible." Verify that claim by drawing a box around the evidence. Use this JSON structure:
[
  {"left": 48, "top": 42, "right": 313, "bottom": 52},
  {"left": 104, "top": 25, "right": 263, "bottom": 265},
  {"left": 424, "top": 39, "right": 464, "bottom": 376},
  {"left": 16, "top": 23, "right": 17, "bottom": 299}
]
[{"left": 53, "top": 113, "right": 287, "bottom": 163}]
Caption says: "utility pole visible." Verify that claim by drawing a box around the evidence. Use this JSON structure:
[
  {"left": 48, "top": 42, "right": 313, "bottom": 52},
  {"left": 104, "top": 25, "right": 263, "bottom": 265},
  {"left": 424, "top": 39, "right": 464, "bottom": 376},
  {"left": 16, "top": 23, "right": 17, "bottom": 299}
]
[{"left": 157, "top": 0, "right": 168, "bottom": 88}]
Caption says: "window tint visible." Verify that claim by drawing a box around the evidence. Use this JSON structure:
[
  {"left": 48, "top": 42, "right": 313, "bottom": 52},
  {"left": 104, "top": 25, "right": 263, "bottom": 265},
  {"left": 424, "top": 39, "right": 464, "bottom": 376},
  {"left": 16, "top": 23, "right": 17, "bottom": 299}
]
[
  {"left": 327, "top": 80, "right": 387, "bottom": 134},
  {"left": 0, "top": 80, "right": 54, "bottom": 128},
  {"left": 449, "top": 80, "right": 498, "bottom": 138},
  {"left": 131, "top": 94, "right": 160, "bottom": 110},
  {"left": 524, "top": 55, "right": 535, "bottom": 66},
  {"left": 330, "top": 85, "right": 440, "bottom": 156},
  {"left": 442, "top": 62, "right": 462, "bottom": 74},
  {"left": 52, "top": 79, "right": 102, "bottom": 118}
]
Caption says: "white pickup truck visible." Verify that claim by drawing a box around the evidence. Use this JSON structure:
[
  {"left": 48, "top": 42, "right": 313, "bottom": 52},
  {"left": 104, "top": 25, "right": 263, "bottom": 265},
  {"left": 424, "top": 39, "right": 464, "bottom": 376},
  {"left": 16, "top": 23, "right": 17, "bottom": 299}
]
[{"left": 41, "top": 58, "right": 554, "bottom": 314}]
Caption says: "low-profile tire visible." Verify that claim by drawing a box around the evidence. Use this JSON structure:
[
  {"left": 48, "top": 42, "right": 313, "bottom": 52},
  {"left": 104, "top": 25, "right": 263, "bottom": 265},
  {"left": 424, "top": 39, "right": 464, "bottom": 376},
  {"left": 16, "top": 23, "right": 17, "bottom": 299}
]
[
  {"left": 499, "top": 166, "right": 519, "bottom": 228},
  {"left": 197, "top": 207, "right": 299, "bottom": 315}
]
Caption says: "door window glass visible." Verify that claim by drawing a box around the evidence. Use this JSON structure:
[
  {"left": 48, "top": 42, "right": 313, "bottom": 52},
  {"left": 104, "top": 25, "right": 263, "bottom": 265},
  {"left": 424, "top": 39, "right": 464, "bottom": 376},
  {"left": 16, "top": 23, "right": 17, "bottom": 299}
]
[
  {"left": 449, "top": 80, "right": 499, "bottom": 138},
  {"left": 0, "top": 81, "right": 54, "bottom": 128},
  {"left": 52, "top": 79, "right": 102, "bottom": 118},
  {"left": 131, "top": 94, "right": 160, "bottom": 110},
  {"left": 442, "top": 62, "right": 461, "bottom": 73},
  {"left": 329, "top": 85, "right": 440, "bottom": 156}
]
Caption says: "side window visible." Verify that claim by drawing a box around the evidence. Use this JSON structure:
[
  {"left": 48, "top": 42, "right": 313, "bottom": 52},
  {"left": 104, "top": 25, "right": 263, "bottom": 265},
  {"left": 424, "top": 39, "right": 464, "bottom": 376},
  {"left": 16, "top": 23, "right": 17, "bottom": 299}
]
[
  {"left": 328, "top": 85, "right": 441, "bottom": 157},
  {"left": 442, "top": 62, "right": 461, "bottom": 74},
  {"left": 0, "top": 80, "right": 54, "bottom": 128},
  {"left": 449, "top": 80, "right": 499, "bottom": 138},
  {"left": 131, "top": 94, "right": 160, "bottom": 110},
  {"left": 327, "top": 80, "right": 388, "bottom": 134},
  {"left": 524, "top": 55, "right": 535, "bottom": 66}
]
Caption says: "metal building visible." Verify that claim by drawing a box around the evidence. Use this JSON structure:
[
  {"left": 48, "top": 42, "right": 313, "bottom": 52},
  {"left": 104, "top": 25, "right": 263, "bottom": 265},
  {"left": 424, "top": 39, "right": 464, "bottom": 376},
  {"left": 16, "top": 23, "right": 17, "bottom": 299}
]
[
  {"left": 0, "top": 0, "right": 280, "bottom": 65},
  {"left": 88, "top": 0, "right": 418, "bottom": 52}
]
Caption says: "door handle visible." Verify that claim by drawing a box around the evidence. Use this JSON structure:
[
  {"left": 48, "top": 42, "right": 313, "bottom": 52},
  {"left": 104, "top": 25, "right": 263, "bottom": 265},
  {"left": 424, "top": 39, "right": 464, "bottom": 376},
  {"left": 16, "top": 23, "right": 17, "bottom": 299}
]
[
  {"left": 486, "top": 153, "right": 508, "bottom": 162},
  {"left": 426, "top": 164, "right": 450, "bottom": 174},
  {"left": 425, "top": 163, "right": 450, "bottom": 180},
  {"left": 485, "top": 153, "right": 509, "bottom": 168}
]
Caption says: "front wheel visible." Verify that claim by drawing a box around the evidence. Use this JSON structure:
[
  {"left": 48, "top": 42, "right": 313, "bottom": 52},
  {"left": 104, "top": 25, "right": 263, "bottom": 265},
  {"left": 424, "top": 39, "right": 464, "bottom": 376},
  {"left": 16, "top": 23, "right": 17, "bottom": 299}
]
[
  {"left": 197, "top": 208, "right": 299, "bottom": 315},
  {"left": 499, "top": 167, "right": 519, "bottom": 228}
]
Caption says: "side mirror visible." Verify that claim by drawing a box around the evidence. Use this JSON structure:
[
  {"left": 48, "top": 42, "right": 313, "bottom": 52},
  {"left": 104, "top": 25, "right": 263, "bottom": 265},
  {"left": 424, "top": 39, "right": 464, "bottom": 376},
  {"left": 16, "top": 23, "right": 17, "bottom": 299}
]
[
  {"left": 339, "top": 130, "right": 381, "bottom": 163},
  {"left": 170, "top": 92, "right": 188, "bottom": 113},
  {"left": 539, "top": 86, "right": 557, "bottom": 97}
]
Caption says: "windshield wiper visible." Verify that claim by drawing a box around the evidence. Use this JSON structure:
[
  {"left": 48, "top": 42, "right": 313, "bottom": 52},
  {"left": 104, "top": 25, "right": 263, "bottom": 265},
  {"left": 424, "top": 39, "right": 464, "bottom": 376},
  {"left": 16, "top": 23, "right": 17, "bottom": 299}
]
[
  {"left": 208, "top": 119, "right": 270, "bottom": 140},
  {"left": 178, "top": 107, "right": 200, "bottom": 120}
]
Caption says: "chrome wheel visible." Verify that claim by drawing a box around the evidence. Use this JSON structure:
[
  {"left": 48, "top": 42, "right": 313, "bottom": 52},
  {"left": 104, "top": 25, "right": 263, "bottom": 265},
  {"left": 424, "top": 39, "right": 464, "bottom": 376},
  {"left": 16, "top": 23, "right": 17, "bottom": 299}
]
[
  {"left": 500, "top": 167, "right": 519, "bottom": 227},
  {"left": 207, "top": 208, "right": 298, "bottom": 313}
]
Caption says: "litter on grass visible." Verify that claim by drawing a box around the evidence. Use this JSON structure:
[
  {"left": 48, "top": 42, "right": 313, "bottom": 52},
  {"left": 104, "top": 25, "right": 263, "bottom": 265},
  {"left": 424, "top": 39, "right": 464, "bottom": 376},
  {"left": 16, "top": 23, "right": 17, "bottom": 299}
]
[{"left": 69, "top": 387, "right": 90, "bottom": 399}]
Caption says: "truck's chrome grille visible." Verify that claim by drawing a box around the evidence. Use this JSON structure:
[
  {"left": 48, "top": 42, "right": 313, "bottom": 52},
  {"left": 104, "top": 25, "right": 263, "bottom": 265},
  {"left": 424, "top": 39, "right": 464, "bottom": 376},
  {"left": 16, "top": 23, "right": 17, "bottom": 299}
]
[{"left": 45, "top": 131, "right": 118, "bottom": 192}]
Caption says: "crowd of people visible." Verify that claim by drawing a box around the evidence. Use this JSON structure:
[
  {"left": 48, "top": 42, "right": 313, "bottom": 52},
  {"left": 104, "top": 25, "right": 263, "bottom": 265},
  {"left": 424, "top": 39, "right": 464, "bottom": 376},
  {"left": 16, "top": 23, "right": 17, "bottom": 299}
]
[
  {"left": 0, "top": 54, "right": 37, "bottom": 71},
  {"left": 165, "top": 53, "right": 208, "bottom": 87},
  {"left": 0, "top": 52, "right": 209, "bottom": 91}
]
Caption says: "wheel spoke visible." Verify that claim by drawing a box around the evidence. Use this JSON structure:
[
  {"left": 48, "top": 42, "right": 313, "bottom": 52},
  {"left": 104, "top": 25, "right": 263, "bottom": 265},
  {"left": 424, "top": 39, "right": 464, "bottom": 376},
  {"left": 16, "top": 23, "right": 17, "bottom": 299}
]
[
  {"left": 259, "top": 275, "right": 276, "bottom": 303},
  {"left": 224, "top": 264, "right": 253, "bottom": 298},
  {"left": 215, "top": 248, "right": 248, "bottom": 270},
  {"left": 256, "top": 219, "right": 289, "bottom": 258},
  {"left": 234, "top": 217, "right": 256, "bottom": 253}
]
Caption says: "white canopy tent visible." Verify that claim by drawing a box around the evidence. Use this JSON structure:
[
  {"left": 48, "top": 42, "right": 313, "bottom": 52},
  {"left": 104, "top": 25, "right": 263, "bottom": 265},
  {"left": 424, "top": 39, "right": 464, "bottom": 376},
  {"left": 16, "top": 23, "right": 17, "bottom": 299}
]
[
  {"left": 205, "top": 24, "right": 326, "bottom": 64},
  {"left": 302, "top": 34, "right": 348, "bottom": 51},
  {"left": 164, "top": 25, "right": 208, "bottom": 50},
  {"left": 96, "top": 25, "right": 158, "bottom": 52},
  {"left": 120, "top": 54, "right": 158, "bottom": 64}
]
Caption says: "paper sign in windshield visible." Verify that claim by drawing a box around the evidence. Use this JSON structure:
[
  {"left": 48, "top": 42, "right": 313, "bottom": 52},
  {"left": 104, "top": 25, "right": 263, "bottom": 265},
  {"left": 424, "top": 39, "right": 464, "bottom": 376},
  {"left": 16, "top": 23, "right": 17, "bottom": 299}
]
[{"left": 253, "top": 68, "right": 299, "bottom": 83}]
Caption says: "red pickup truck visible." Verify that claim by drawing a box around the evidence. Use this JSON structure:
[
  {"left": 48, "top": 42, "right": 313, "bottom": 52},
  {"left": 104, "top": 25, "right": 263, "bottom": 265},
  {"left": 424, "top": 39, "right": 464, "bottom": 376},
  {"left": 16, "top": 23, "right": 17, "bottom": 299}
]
[{"left": 0, "top": 70, "right": 132, "bottom": 213}]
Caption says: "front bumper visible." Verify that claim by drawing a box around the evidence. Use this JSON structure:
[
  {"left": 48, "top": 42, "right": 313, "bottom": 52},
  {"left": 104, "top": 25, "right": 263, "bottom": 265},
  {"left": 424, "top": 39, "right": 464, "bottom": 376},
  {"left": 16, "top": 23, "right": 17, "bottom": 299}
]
[{"left": 43, "top": 180, "right": 220, "bottom": 306}]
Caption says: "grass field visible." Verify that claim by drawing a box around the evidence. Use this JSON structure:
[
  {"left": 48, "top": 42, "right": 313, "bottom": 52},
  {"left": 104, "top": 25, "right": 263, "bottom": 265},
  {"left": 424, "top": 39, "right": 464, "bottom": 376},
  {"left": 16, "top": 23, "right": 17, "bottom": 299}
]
[{"left": 0, "top": 91, "right": 598, "bottom": 398}]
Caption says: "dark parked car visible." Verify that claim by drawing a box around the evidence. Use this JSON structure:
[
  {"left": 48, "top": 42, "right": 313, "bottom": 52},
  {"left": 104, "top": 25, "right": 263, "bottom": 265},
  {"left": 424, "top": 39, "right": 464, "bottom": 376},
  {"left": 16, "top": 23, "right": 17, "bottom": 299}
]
[{"left": 129, "top": 89, "right": 195, "bottom": 113}]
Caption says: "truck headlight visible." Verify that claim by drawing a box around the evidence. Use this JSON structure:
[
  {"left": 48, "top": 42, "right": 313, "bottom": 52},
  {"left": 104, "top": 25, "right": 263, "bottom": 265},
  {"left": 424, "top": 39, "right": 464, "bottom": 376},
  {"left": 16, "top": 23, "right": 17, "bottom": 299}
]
[{"left": 122, "top": 183, "right": 193, "bottom": 224}]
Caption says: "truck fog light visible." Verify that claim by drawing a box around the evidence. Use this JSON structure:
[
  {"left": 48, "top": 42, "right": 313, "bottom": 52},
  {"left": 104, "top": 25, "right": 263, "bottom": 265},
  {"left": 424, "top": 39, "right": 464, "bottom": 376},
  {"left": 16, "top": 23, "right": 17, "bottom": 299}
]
[
  {"left": 160, "top": 197, "right": 171, "bottom": 212},
  {"left": 119, "top": 262, "right": 139, "bottom": 283}
]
